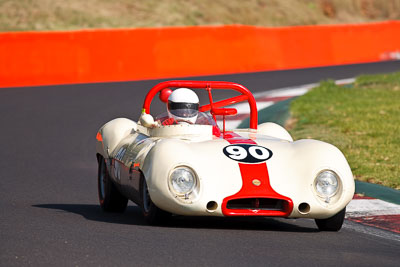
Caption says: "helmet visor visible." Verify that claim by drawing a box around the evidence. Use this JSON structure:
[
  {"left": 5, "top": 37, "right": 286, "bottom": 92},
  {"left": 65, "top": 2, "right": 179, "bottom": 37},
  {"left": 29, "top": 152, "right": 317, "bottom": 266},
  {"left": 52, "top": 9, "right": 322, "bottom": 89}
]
[{"left": 168, "top": 101, "right": 199, "bottom": 118}]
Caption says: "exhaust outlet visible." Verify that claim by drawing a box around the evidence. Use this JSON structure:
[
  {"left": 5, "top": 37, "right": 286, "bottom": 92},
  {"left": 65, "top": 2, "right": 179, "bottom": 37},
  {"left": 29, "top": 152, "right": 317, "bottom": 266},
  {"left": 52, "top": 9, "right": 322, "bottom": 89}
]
[
  {"left": 206, "top": 201, "right": 218, "bottom": 212},
  {"left": 298, "top": 202, "right": 311, "bottom": 214}
]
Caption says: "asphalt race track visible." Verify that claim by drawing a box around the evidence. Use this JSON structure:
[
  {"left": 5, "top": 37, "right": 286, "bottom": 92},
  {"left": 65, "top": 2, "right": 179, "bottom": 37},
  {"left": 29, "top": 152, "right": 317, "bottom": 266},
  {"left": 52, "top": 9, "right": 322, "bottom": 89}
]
[{"left": 1, "top": 61, "right": 400, "bottom": 266}]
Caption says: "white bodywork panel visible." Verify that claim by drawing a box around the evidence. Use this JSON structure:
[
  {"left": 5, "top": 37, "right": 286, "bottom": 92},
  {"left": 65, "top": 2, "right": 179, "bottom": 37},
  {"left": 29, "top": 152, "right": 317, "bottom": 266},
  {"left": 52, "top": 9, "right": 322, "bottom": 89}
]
[
  {"left": 96, "top": 117, "right": 355, "bottom": 219},
  {"left": 257, "top": 122, "right": 293, "bottom": 142}
]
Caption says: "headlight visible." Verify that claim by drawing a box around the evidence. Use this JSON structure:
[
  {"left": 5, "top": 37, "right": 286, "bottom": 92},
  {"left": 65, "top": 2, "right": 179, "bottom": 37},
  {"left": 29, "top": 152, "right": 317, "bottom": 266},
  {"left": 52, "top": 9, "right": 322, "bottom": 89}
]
[
  {"left": 170, "top": 167, "right": 196, "bottom": 194},
  {"left": 314, "top": 170, "right": 339, "bottom": 199},
  {"left": 168, "top": 166, "right": 199, "bottom": 202}
]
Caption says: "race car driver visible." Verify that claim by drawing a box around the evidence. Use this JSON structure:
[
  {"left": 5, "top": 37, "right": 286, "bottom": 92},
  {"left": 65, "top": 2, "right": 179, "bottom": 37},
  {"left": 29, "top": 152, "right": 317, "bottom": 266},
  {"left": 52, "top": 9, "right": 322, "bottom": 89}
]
[
  {"left": 162, "top": 88, "right": 199, "bottom": 125},
  {"left": 162, "top": 88, "right": 221, "bottom": 137}
]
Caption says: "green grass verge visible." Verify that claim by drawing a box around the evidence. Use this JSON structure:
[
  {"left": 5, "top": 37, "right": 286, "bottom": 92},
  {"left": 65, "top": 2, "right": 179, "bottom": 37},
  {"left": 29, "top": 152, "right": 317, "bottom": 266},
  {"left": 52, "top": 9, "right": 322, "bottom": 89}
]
[{"left": 289, "top": 72, "right": 400, "bottom": 190}]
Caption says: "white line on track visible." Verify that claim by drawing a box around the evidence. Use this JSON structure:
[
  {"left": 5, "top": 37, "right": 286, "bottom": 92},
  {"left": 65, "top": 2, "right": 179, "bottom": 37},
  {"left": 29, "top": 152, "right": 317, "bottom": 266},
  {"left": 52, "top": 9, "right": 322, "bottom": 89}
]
[
  {"left": 228, "top": 101, "right": 274, "bottom": 114},
  {"left": 252, "top": 77, "right": 356, "bottom": 100},
  {"left": 346, "top": 199, "right": 400, "bottom": 218}
]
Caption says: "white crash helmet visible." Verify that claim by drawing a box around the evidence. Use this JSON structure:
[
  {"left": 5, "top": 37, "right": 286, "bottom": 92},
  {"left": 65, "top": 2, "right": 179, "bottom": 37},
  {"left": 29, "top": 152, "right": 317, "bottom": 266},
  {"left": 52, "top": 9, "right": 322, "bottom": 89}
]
[{"left": 167, "top": 88, "right": 199, "bottom": 124}]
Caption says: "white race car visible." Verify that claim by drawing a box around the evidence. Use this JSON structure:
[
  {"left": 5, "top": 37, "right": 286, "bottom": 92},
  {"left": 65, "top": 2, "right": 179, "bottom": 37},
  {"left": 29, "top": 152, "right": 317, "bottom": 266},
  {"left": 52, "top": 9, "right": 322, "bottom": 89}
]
[{"left": 95, "top": 81, "right": 355, "bottom": 231}]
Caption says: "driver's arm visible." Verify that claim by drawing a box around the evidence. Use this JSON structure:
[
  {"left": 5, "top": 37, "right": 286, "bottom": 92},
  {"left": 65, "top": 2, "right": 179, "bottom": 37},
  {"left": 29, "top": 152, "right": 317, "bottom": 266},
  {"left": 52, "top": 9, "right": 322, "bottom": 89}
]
[{"left": 161, "top": 117, "right": 176, "bottom": 126}]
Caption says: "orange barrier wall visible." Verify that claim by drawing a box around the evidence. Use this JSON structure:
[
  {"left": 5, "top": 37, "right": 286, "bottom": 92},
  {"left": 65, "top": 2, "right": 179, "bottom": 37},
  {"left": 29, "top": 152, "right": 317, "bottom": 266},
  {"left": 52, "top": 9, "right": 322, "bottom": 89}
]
[{"left": 0, "top": 21, "right": 399, "bottom": 88}]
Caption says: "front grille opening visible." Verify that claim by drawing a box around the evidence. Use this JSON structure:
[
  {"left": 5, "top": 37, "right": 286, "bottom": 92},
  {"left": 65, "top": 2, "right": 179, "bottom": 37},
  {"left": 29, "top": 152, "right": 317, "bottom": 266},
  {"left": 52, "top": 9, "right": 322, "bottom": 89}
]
[{"left": 227, "top": 198, "right": 286, "bottom": 211}]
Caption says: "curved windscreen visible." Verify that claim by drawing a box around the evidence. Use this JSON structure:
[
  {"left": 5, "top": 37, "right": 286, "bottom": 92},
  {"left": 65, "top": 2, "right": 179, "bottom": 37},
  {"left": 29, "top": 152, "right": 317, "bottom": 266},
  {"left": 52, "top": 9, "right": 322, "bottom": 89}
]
[{"left": 155, "top": 111, "right": 218, "bottom": 127}]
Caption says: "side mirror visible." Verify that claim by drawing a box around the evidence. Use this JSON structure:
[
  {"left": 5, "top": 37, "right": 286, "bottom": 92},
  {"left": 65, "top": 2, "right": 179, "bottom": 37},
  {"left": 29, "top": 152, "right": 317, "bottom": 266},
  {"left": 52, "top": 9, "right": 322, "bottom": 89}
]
[
  {"left": 211, "top": 108, "right": 237, "bottom": 116},
  {"left": 211, "top": 108, "right": 238, "bottom": 135}
]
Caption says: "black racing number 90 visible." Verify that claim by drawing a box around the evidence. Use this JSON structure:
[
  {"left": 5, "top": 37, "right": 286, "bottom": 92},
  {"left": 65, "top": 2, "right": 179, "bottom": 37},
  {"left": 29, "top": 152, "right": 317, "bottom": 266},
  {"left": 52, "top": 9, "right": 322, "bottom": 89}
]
[{"left": 223, "top": 144, "right": 273, "bottom": 163}]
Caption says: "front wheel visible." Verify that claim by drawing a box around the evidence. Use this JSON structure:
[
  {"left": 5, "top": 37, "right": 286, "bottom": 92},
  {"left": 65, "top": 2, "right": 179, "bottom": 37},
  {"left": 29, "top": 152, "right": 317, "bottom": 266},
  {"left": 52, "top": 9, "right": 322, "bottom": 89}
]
[
  {"left": 98, "top": 155, "right": 128, "bottom": 212},
  {"left": 315, "top": 208, "right": 346, "bottom": 231},
  {"left": 140, "top": 174, "right": 171, "bottom": 225}
]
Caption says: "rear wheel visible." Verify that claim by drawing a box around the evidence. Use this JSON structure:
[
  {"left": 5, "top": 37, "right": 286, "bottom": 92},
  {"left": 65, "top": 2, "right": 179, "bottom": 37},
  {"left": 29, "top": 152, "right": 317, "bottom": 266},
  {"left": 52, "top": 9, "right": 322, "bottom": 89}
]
[
  {"left": 140, "top": 174, "right": 171, "bottom": 225},
  {"left": 98, "top": 156, "right": 128, "bottom": 212},
  {"left": 315, "top": 208, "right": 346, "bottom": 231}
]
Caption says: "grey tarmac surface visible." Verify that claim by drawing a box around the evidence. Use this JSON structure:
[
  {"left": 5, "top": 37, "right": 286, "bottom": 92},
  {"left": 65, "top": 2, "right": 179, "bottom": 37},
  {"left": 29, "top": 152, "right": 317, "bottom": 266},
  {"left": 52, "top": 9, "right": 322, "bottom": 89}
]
[{"left": 1, "top": 61, "right": 400, "bottom": 266}]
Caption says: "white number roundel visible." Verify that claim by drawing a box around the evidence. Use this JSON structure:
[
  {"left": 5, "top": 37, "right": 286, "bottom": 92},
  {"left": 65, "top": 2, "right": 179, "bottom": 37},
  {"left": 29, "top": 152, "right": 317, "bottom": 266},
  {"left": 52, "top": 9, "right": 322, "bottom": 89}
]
[
  {"left": 248, "top": 146, "right": 270, "bottom": 160},
  {"left": 225, "top": 146, "right": 247, "bottom": 160},
  {"left": 223, "top": 144, "right": 273, "bottom": 163}
]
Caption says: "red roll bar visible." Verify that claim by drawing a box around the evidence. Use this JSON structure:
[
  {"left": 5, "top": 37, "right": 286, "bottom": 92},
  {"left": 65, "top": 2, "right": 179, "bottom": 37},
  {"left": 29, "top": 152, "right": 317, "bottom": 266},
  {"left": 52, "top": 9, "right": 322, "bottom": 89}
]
[{"left": 142, "top": 81, "right": 258, "bottom": 129}]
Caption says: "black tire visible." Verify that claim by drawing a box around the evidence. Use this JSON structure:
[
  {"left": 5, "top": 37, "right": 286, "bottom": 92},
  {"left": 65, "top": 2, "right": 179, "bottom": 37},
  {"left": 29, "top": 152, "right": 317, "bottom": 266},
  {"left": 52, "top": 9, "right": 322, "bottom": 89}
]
[
  {"left": 139, "top": 173, "right": 171, "bottom": 225},
  {"left": 97, "top": 156, "right": 128, "bottom": 212},
  {"left": 315, "top": 207, "right": 346, "bottom": 231}
]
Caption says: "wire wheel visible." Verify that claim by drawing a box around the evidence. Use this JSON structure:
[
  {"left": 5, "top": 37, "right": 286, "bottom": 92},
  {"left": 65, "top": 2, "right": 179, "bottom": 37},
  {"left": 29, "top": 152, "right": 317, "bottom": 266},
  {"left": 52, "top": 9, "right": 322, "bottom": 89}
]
[{"left": 97, "top": 155, "right": 128, "bottom": 213}]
